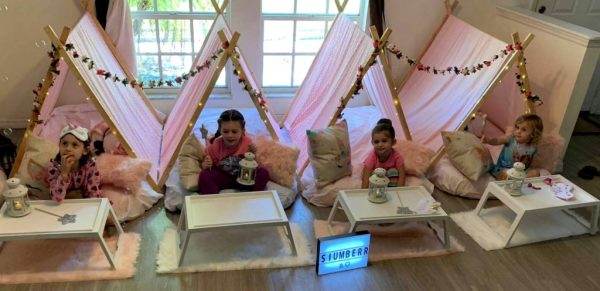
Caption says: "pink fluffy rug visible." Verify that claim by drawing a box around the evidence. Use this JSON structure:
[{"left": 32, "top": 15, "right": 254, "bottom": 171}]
[
  {"left": 314, "top": 220, "right": 464, "bottom": 261},
  {"left": 0, "top": 233, "right": 140, "bottom": 284}
]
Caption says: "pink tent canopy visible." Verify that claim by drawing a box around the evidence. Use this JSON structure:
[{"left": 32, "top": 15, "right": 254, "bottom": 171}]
[
  {"left": 284, "top": 14, "right": 523, "bottom": 170},
  {"left": 26, "top": 12, "right": 282, "bottom": 189},
  {"left": 38, "top": 13, "right": 163, "bottom": 184},
  {"left": 283, "top": 15, "right": 388, "bottom": 168},
  {"left": 397, "top": 15, "right": 520, "bottom": 152}
]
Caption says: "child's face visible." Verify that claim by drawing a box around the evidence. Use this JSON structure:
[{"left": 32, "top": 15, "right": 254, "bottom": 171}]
[
  {"left": 372, "top": 132, "right": 395, "bottom": 156},
  {"left": 59, "top": 134, "right": 87, "bottom": 162},
  {"left": 514, "top": 121, "right": 534, "bottom": 143},
  {"left": 220, "top": 120, "right": 244, "bottom": 148}
]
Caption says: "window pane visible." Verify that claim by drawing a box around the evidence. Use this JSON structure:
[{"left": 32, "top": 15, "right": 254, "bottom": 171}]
[
  {"left": 192, "top": 0, "right": 216, "bottom": 12},
  {"left": 328, "top": 0, "right": 360, "bottom": 14},
  {"left": 128, "top": 0, "right": 153, "bottom": 11},
  {"left": 159, "top": 19, "right": 193, "bottom": 53},
  {"left": 136, "top": 55, "right": 160, "bottom": 83},
  {"left": 293, "top": 55, "right": 314, "bottom": 86},
  {"left": 161, "top": 55, "right": 193, "bottom": 84},
  {"left": 297, "top": 0, "right": 326, "bottom": 14},
  {"left": 157, "top": 0, "right": 190, "bottom": 12},
  {"left": 216, "top": 70, "right": 226, "bottom": 87},
  {"left": 262, "top": 0, "right": 294, "bottom": 13},
  {"left": 263, "top": 55, "right": 292, "bottom": 86},
  {"left": 263, "top": 21, "right": 294, "bottom": 53},
  {"left": 295, "top": 21, "right": 325, "bottom": 53},
  {"left": 193, "top": 20, "right": 212, "bottom": 53},
  {"left": 133, "top": 19, "right": 158, "bottom": 53}
]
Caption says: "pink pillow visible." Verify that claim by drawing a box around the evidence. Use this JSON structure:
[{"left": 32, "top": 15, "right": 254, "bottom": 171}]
[
  {"left": 254, "top": 136, "right": 299, "bottom": 188},
  {"left": 394, "top": 140, "right": 435, "bottom": 176},
  {"left": 531, "top": 134, "right": 565, "bottom": 173},
  {"left": 95, "top": 154, "right": 151, "bottom": 191}
]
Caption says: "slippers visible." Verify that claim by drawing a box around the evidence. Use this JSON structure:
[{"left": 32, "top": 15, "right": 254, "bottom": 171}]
[{"left": 578, "top": 165, "right": 599, "bottom": 180}]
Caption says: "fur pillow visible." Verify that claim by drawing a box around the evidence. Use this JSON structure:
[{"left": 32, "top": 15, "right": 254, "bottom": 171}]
[
  {"left": 177, "top": 134, "right": 205, "bottom": 191},
  {"left": 95, "top": 154, "right": 151, "bottom": 192},
  {"left": 254, "top": 136, "right": 299, "bottom": 188},
  {"left": 15, "top": 135, "right": 57, "bottom": 199},
  {"left": 306, "top": 120, "right": 352, "bottom": 188},
  {"left": 394, "top": 140, "right": 434, "bottom": 176},
  {"left": 442, "top": 131, "right": 493, "bottom": 181},
  {"left": 531, "top": 134, "right": 565, "bottom": 173}
]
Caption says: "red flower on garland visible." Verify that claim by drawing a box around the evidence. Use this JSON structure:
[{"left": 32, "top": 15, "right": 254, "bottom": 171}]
[
  {"left": 515, "top": 42, "right": 523, "bottom": 51},
  {"left": 222, "top": 41, "right": 230, "bottom": 49},
  {"left": 96, "top": 69, "right": 106, "bottom": 76}
]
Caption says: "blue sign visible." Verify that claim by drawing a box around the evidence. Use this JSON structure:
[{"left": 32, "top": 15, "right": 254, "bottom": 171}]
[{"left": 316, "top": 231, "right": 371, "bottom": 275}]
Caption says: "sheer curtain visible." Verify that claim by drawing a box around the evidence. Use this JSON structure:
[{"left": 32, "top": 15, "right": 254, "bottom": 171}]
[{"left": 106, "top": 0, "right": 137, "bottom": 75}]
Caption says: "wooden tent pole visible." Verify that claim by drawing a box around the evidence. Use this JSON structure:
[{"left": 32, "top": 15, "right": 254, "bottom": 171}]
[
  {"left": 394, "top": 0, "right": 458, "bottom": 96},
  {"left": 298, "top": 28, "right": 393, "bottom": 176},
  {"left": 371, "top": 26, "right": 413, "bottom": 141},
  {"left": 228, "top": 51, "right": 280, "bottom": 142},
  {"left": 156, "top": 30, "right": 237, "bottom": 187},
  {"left": 10, "top": 28, "right": 72, "bottom": 177},
  {"left": 512, "top": 32, "right": 536, "bottom": 114}
]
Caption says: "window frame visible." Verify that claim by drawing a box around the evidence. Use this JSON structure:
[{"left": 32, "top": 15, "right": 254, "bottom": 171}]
[
  {"left": 129, "top": 0, "right": 230, "bottom": 97},
  {"left": 260, "top": 0, "right": 369, "bottom": 94}
]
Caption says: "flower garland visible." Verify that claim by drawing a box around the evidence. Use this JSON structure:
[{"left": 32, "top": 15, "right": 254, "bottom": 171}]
[
  {"left": 29, "top": 42, "right": 226, "bottom": 125},
  {"left": 231, "top": 52, "right": 269, "bottom": 112},
  {"left": 61, "top": 43, "right": 225, "bottom": 89},
  {"left": 386, "top": 42, "right": 523, "bottom": 76}
]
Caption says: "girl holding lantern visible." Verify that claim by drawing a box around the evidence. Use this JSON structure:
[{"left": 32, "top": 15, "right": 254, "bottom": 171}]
[{"left": 198, "top": 109, "right": 270, "bottom": 194}]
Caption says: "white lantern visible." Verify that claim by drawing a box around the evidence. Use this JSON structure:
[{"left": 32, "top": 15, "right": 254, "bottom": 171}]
[
  {"left": 368, "top": 168, "right": 389, "bottom": 203},
  {"left": 506, "top": 162, "right": 527, "bottom": 196},
  {"left": 237, "top": 152, "right": 258, "bottom": 186},
  {"left": 3, "top": 178, "right": 31, "bottom": 217}
]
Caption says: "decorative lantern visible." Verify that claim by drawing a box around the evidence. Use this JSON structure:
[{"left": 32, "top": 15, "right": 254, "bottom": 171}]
[
  {"left": 237, "top": 152, "right": 258, "bottom": 186},
  {"left": 368, "top": 168, "right": 389, "bottom": 203},
  {"left": 506, "top": 162, "right": 527, "bottom": 196},
  {"left": 2, "top": 178, "right": 31, "bottom": 217}
]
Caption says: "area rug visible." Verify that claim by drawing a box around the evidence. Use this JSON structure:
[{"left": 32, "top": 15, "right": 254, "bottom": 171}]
[
  {"left": 313, "top": 220, "right": 464, "bottom": 261},
  {"left": 0, "top": 232, "right": 140, "bottom": 284},
  {"left": 156, "top": 223, "right": 314, "bottom": 273},
  {"left": 450, "top": 206, "right": 591, "bottom": 250}
]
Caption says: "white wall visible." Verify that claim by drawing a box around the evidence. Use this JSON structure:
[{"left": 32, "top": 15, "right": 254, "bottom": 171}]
[{"left": 0, "top": 0, "right": 82, "bottom": 128}]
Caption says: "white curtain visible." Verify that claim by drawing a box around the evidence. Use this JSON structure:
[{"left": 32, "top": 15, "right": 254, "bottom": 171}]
[{"left": 106, "top": 0, "right": 137, "bottom": 75}]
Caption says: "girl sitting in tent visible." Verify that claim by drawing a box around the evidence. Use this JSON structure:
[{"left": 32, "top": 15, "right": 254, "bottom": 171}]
[
  {"left": 198, "top": 109, "right": 270, "bottom": 194},
  {"left": 361, "top": 118, "right": 406, "bottom": 188},
  {"left": 483, "top": 114, "right": 543, "bottom": 179},
  {"left": 47, "top": 125, "right": 102, "bottom": 202}
]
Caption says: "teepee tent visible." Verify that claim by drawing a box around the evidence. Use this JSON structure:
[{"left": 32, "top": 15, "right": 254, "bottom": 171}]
[
  {"left": 12, "top": 1, "right": 282, "bottom": 190},
  {"left": 283, "top": 0, "right": 412, "bottom": 173}
]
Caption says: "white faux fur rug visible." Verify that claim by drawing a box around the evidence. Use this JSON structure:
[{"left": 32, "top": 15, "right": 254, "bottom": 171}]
[
  {"left": 313, "top": 220, "right": 464, "bottom": 261},
  {"left": 156, "top": 223, "right": 314, "bottom": 273},
  {"left": 451, "top": 206, "right": 590, "bottom": 250},
  {"left": 0, "top": 233, "right": 140, "bottom": 284}
]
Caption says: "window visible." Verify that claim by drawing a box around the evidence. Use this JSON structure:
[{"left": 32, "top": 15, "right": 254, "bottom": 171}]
[
  {"left": 261, "top": 0, "right": 366, "bottom": 89},
  {"left": 128, "top": 0, "right": 226, "bottom": 91}
]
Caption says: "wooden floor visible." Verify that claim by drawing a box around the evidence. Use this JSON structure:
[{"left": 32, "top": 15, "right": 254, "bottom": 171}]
[{"left": 3, "top": 132, "right": 600, "bottom": 290}]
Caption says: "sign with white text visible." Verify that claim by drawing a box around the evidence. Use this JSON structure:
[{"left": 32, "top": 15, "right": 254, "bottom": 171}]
[{"left": 316, "top": 231, "right": 371, "bottom": 275}]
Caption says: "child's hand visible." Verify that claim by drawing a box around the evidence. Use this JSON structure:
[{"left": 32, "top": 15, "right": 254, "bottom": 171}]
[
  {"left": 480, "top": 135, "right": 487, "bottom": 144},
  {"left": 61, "top": 154, "right": 76, "bottom": 175},
  {"left": 248, "top": 143, "right": 257, "bottom": 154},
  {"left": 201, "top": 155, "right": 213, "bottom": 170}
]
